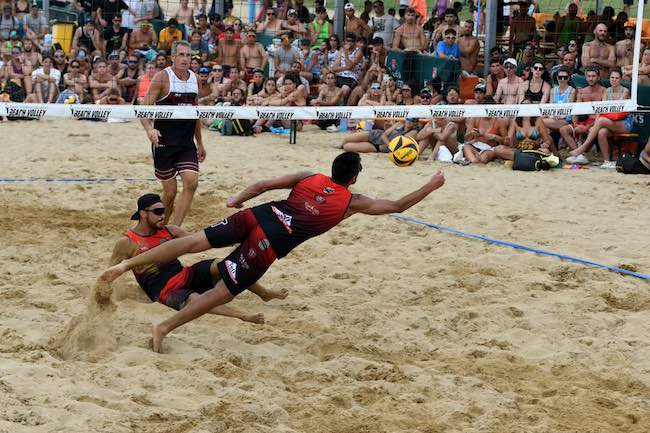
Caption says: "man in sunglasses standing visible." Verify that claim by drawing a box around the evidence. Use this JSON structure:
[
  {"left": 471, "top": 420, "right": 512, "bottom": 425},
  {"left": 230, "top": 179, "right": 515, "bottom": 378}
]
[
  {"left": 140, "top": 40, "right": 206, "bottom": 226},
  {"left": 104, "top": 193, "right": 288, "bottom": 326}
]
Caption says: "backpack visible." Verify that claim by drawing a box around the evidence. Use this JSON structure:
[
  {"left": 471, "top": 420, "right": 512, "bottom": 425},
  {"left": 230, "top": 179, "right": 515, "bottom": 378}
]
[
  {"left": 221, "top": 118, "right": 254, "bottom": 136},
  {"left": 512, "top": 149, "right": 555, "bottom": 171},
  {"left": 616, "top": 154, "right": 650, "bottom": 175}
]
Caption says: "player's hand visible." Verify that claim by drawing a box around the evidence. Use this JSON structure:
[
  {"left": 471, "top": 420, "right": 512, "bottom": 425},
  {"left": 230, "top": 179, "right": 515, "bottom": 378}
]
[
  {"left": 148, "top": 129, "right": 162, "bottom": 146},
  {"left": 226, "top": 196, "right": 243, "bottom": 208},
  {"left": 197, "top": 144, "right": 207, "bottom": 163},
  {"left": 430, "top": 170, "right": 445, "bottom": 189}
]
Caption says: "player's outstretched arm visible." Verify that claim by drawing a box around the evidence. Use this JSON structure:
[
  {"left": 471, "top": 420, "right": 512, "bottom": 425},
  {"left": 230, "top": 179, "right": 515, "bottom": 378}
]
[
  {"left": 226, "top": 171, "right": 313, "bottom": 208},
  {"left": 347, "top": 170, "right": 445, "bottom": 216},
  {"left": 99, "top": 230, "right": 211, "bottom": 283}
]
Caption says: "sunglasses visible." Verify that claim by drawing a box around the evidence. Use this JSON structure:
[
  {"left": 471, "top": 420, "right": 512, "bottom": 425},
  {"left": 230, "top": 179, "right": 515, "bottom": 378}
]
[
  {"left": 70, "top": 64, "right": 80, "bottom": 68},
  {"left": 532, "top": 66, "right": 544, "bottom": 71},
  {"left": 557, "top": 75, "right": 569, "bottom": 80},
  {"left": 420, "top": 95, "right": 431, "bottom": 99},
  {"left": 504, "top": 64, "right": 516, "bottom": 69},
  {"left": 446, "top": 36, "right": 456, "bottom": 39},
  {"left": 370, "top": 85, "right": 381, "bottom": 90},
  {"left": 402, "top": 88, "right": 411, "bottom": 92},
  {"left": 108, "top": 97, "right": 119, "bottom": 103},
  {"left": 267, "top": 12, "right": 275, "bottom": 16},
  {"left": 213, "top": 67, "right": 222, "bottom": 72},
  {"left": 145, "top": 207, "right": 165, "bottom": 215}
]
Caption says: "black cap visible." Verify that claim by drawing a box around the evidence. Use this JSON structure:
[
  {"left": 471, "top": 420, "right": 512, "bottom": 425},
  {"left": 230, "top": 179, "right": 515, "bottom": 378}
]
[{"left": 131, "top": 193, "right": 162, "bottom": 220}]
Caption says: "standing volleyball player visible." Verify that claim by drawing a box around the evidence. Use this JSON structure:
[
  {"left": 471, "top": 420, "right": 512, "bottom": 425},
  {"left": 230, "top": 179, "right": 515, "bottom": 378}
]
[{"left": 141, "top": 40, "right": 206, "bottom": 226}]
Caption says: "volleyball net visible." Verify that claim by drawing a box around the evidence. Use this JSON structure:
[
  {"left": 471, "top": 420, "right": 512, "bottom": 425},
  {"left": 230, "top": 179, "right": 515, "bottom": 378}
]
[{"left": 0, "top": 0, "right": 646, "bottom": 120}]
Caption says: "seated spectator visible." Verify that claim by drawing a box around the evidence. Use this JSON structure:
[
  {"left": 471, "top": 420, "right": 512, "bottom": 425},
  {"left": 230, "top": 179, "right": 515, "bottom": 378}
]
[
  {"left": 223, "top": 65, "right": 247, "bottom": 99},
  {"left": 510, "top": 7, "right": 537, "bottom": 53},
  {"left": 14, "top": 0, "right": 30, "bottom": 22},
  {"left": 21, "top": 38, "right": 42, "bottom": 69},
  {"left": 154, "top": 52, "right": 167, "bottom": 70},
  {"left": 135, "top": 60, "right": 156, "bottom": 103},
  {"left": 173, "top": 0, "right": 195, "bottom": 31},
  {"left": 332, "top": 33, "right": 363, "bottom": 98},
  {"left": 252, "top": 78, "right": 282, "bottom": 109},
  {"left": 542, "top": 66, "right": 576, "bottom": 142},
  {"left": 485, "top": 59, "right": 504, "bottom": 97},
  {"left": 625, "top": 46, "right": 650, "bottom": 84},
  {"left": 582, "top": 24, "right": 616, "bottom": 78},
  {"left": 278, "top": 60, "right": 310, "bottom": 97},
  {"left": 71, "top": 16, "right": 103, "bottom": 58},
  {"left": 89, "top": 59, "right": 118, "bottom": 100},
  {"left": 206, "top": 63, "right": 228, "bottom": 101},
  {"left": 312, "top": 72, "right": 344, "bottom": 131},
  {"left": 434, "top": 28, "right": 459, "bottom": 59},
  {"left": 253, "top": 74, "right": 304, "bottom": 132},
  {"left": 290, "top": 0, "right": 312, "bottom": 24},
  {"left": 195, "top": 65, "right": 212, "bottom": 102},
  {"left": 515, "top": 41, "right": 536, "bottom": 68},
  {"left": 518, "top": 60, "right": 550, "bottom": 103},
  {"left": 59, "top": 58, "right": 87, "bottom": 103},
  {"left": 257, "top": 8, "right": 282, "bottom": 37},
  {"left": 273, "top": 33, "right": 300, "bottom": 78},
  {"left": 189, "top": 30, "right": 209, "bottom": 62},
  {"left": 343, "top": 3, "right": 372, "bottom": 39},
  {"left": 22, "top": 5, "right": 48, "bottom": 43},
  {"left": 303, "top": 39, "right": 325, "bottom": 83},
  {"left": 7, "top": 46, "right": 32, "bottom": 94},
  {"left": 396, "top": 83, "right": 416, "bottom": 105},
  {"left": 464, "top": 82, "right": 489, "bottom": 104},
  {"left": 158, "top": 18, "right": 183, "bottom": 53},
  {"left": 309, "top": 6, "right": 332, "bottom": 48},
  {"left": 279, "top": 8, "right": 307, "bottom": 38},
  {"left": 240, "top": 30, "right": 268, "bottom": 76},
  {"left": 369, "top": 1, "right": 398, "bottom": 48},
  {"left": 357, "top": 80, "right": 383, "bottom": 105},
  {"left": 382, "top": 73, "right": 398, "bottom": 104},
  {"left": 27, "top": 55, "right": 59, "bottom": 103},
  {"left": 0, "top": 5, "right": 19, "bottom": 40},
  {"left": 246, "top": 68, "right": 266, "bottom": 105},
  {"left": 117, "top": 53, "right": 140, "bottom": 102},
  {"left": 505, "top": 110, "right": 554, "bottom": 155},
  {"left": 554, "top": 3, "right": 582, "bottom": 46},
  {"left": 107, "top": 50, "right": 126, "bottom": 77},
  {"left": 462, "top": 115, "right": 509, "bottom": 164},
  {"left": 567, "top": 67, "right": 632, "bottom": 169},
  {"left": 103, "top": 15, "right": 129, "bottom": 55},
  {"left": 96, "top": 87, "right": 126, "bottom": 104},
  {"left": 129, "top": 21, "right": 157, "bottom": 56},
  {"left": 189, "top": 55, "right": 201, "bottom": 73},
  {"left": 337, "top": 118, "right": 420, "bottom": 153},
  {"left": 494, "top": 57, "right": 522, "bottom": 104},
  {"left": 346, "top": 53, "right": 384, "bottom": 105}
]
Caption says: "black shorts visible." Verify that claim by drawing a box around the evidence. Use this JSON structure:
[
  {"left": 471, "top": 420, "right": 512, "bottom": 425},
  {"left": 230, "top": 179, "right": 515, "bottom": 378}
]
[
  {"left": 203, "top": 209, "right": 277, "bottom": 296},
  {"left": 152, "top": 145, "right": 199, "bottom": 181},
  {"left": 157, "top": 259, "right": 216, "bottom": 310},
  {"left": 336, "top": 75, "right": 358, "bottom": 88}
]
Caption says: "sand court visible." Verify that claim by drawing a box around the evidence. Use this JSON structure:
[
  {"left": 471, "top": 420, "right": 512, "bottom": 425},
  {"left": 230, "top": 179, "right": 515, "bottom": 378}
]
[{"left": 1, "top": 119, "right": 649, "bottom": 432}]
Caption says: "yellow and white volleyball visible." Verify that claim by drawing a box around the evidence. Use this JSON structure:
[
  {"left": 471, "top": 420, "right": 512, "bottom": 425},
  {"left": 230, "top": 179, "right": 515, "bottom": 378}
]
[
  {"left": 64, "top": 96, "right": 76, "bottom": 104},
  {"left": 388, "top": 135, "right": 419, "bottom": 167}
]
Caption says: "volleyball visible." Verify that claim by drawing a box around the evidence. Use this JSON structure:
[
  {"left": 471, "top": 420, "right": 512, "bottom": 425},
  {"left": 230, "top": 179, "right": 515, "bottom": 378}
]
[{"left": 388, "top": 135, "right": 420, "bottom": 167}]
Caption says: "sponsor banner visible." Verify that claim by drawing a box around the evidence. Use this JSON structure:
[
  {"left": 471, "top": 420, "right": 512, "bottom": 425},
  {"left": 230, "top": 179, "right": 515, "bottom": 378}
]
[{"left": 0, "top": 101, "right": 639, "bottom": 120}]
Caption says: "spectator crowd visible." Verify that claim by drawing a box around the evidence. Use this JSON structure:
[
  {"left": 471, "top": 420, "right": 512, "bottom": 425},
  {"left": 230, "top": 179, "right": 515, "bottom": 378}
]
[{"left": 0, "top": 0, "right": 649, "bottom": 171}]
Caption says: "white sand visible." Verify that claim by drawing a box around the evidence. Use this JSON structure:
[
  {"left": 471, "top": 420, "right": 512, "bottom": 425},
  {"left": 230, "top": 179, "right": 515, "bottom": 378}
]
[{"left": 0, "top": 119, "right": 649, "bottom": 432}]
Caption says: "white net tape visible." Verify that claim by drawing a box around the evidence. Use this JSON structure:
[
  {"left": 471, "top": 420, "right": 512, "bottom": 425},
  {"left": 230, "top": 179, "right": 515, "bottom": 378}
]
[{"left": 0, "top": 100, "right": 638, "bottom": 120}]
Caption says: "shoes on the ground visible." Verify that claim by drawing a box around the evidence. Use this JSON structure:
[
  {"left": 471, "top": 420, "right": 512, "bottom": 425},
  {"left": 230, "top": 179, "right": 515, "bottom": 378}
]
[
  {"left": 566, "top": 154, "right": 589, "bottom": 165},
  {"left": 326, "top": 124, "right": 338, "bottom": 132},
  {"left": 599, "top": 160, "right": 616, "bottom": 169}
]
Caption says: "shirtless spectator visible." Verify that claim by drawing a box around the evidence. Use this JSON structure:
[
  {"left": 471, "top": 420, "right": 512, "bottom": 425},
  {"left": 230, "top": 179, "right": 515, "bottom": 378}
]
[
  {"left": 223, "top": 66, "right": 247, "bottom": 99},
  {"left": 494, "top": 58, "right": 522, "bottom": 104},
  {"left": 208, "top": 64, "right": 228, "bottom": 101},
  {"left": 107, "top": 50, "right": 126, "bottom": 77},
  {"left": 240, "top": 29, "right": 268, "bottom": 75},
  {"left": 172, "top": 0, "right": 194, "bottom": 31},
  {"left": 279, "top": 8, "right": 307, "bottom": 38},
  {"left": 393, "top": 8, "right": 426, "bottom": 52},
  {"left": 432, "top": 8, "right": 459, "bottom": 44},
  {"left": 628, "top": 46, "right": 650, "bottom": 84},
  {"left": 21, "top": 39, "right": 42, "bottom": 70},
  {"left": 195, "top": 66, "right": 212, "bottom": 104},
  {"left": 344, "top": 3, "right": 372, "bottom": 39},
  {"left": 129, "top": 21, "right": 157, "bottom": 54},
  {"left": 615, "top": 22, "right": 635, "bottom": 71},
  {"left": 582, "top": 24, "right": 615, "bottom": 78},
  {"left": 358, "top": 81, "right": 384, "bottom": 105},
  {"left": 273, "top": 34, "right": 301, "bottom": 78},
  {"left": 155, "top": 53, "right": 168, "bottom": 71},
  {"left": 509, "top": 6, "right": 537, "bottom": 54},
  {"left": 558, "top": 66, "right": 606, "bottom": 156},
  {"left": 216, "top": 26, "right": 240, "bottom": 76},
  {"left": 463, "top": 115, "right": 508, "bottom": 164},
  {"left": 255, "top": 74, "right": 305, "bottom": 132},
  {"left": 312, "top": 71, "right": 344, "bottom": 108},
  {"left": 257, "top": 8, "right": 282, "bottom": 37},
  {"left": 89, "top": 59, "right": 118, "bottom": 100},
  {"left": 96, "top": 87, "right": 126, "bottom": 104},
  {"left": 368, "top": 0, "right": 398, "bottom": 48},
  {"left": 459, "top": 20, "right": 479, "bottom": 73}
]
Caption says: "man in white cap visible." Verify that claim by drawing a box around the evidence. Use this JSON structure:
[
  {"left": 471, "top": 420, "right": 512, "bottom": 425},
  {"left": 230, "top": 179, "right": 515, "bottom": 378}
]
[
  {"left": 344, "top": 3, "right": 372, "bottom": 38},
  {"left": 494, "top": 57, "right": 522, "bottom": 104}
]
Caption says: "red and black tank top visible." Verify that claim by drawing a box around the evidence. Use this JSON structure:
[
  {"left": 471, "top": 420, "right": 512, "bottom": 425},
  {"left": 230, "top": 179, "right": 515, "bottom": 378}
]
[
  {"left": 251, "top": 174, "right": 352, "bottom": 258},
  {"left": 154, "top": 67, "right": 198, "bottom": 148},
  {"left": 125, "top": 226, "right": 183, "bottom": 301}
]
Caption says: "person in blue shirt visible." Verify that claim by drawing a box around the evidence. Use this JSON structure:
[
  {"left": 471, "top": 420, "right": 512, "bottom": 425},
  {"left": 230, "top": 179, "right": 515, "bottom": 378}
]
[{"left": 434, "top": 28, "right": 460, "bottom": 60}]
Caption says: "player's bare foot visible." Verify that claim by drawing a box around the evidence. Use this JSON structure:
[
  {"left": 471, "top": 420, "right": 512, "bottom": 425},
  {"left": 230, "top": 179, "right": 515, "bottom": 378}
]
[
  {"left": 261, "top": 287, "right": 289, "bottom": 302},
  {"left": 99, "top": 262, "right": 129, "bottom": 283},
  {"left": 151, "top": 323, "right": 167, "bottom": 353},
  {"left": 242, "top": 313, "right": 265, "bottom": 324}
]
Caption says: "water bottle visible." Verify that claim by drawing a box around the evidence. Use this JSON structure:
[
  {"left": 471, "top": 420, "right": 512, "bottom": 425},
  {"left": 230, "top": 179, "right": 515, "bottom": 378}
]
[{"left": 339, "top": 117, "right": 348, "bottom": 132}]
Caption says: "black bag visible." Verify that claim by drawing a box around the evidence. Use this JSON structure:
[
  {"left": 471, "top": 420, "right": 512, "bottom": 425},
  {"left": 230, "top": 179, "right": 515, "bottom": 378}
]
[
  {"left": 616, "top": 154, "right": 650, "bottom": 174},
  {"left": 231, "top": 118, "right": 254, "bottom": 136},
  {"left": 512, "top": 149, "right": 552, "bottom": 171}
]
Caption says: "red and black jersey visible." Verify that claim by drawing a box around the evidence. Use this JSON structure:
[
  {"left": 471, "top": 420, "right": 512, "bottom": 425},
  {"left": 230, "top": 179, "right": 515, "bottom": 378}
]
[
  {"left": 125, "top": 226, "right": 183, "bottom": 302},
  {"left": 251, "top": 174, "right": 352, "bottom": 258}
]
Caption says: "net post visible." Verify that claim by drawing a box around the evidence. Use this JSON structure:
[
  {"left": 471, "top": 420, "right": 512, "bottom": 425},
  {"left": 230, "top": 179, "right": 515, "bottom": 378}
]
[
  {"left": 631, "top": 0, "right": 645, "bottom": 109},
  {"left": 482, "top": 1, "right": 497, "bottom": 79},
  {"left": 289, "top": 120, "right": 297, "bottom": 144}
]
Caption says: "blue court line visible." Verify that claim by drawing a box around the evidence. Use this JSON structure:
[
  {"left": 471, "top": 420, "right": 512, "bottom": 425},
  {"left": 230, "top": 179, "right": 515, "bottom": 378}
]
[{"left": 391, "top": 214, "right": 650, "bottom": 281}]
